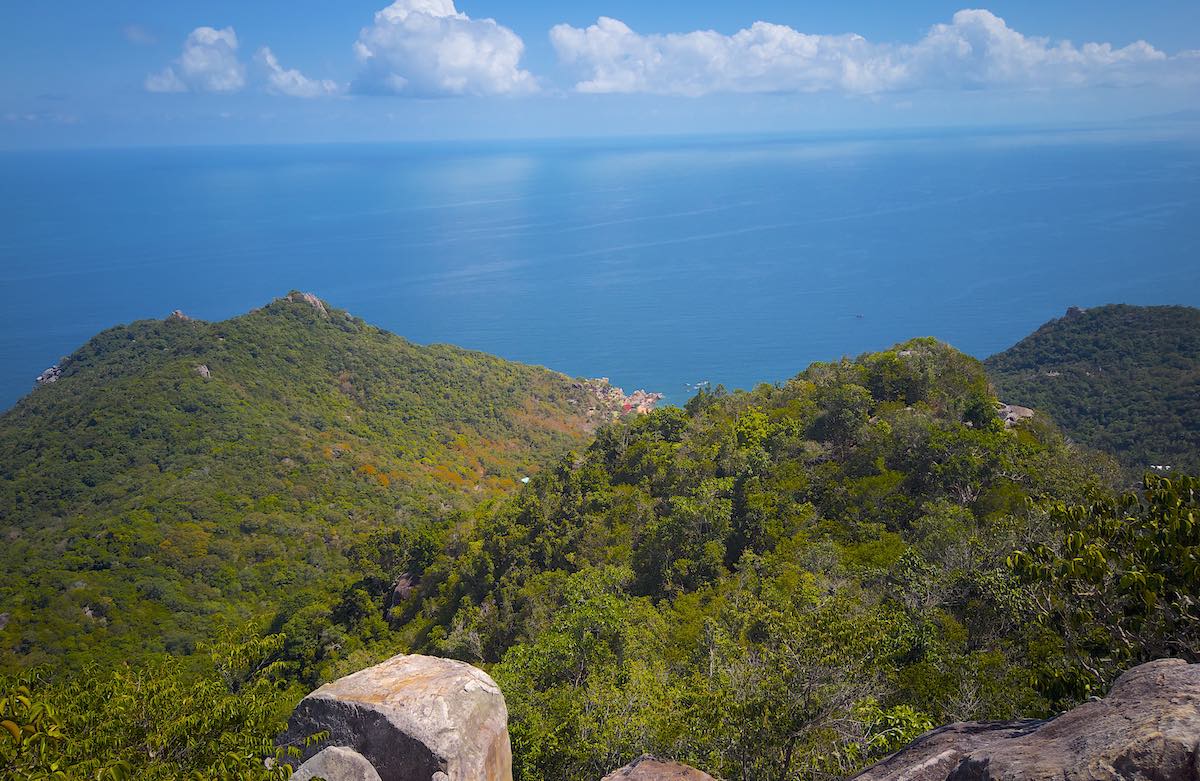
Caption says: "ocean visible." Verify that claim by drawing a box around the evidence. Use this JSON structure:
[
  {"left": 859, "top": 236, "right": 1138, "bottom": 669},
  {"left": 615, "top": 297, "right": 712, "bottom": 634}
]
[{"left": 2, "top": 125, "right": 1199, "bottom": 410}]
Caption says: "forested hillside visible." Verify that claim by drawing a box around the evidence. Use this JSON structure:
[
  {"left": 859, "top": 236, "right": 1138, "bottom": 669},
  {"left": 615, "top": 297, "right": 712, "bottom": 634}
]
[
  {"left": 0, "top": 293, "right": 612, "bottom": 673},
  {"left": 986, "top": 305, "right": 1200, "bottom": 474},
  {"left": 365, "top": 338, "right": 1129, "bottom": 780},
  {"left": 6, "top": 309, "right": 1200, "bottom": 781}
]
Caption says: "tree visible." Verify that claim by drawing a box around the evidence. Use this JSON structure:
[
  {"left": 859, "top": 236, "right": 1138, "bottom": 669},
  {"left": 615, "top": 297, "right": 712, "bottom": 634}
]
[
  {"left": 1009, "top": 475, "right": 1200, "bottom": 704},
  {"left": 0, "top": 631, "right": 313, "bottom": 780}
]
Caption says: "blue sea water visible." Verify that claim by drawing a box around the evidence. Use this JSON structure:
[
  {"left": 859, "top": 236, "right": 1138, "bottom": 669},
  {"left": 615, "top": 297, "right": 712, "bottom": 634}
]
[{"left": 2, "top": 125, "right": 1199, "bottom": 410}]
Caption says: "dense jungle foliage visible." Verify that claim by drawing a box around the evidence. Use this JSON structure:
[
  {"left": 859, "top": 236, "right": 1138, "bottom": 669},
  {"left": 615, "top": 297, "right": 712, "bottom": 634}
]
[
  {"left": 1, "top": 632, "right": 315, "bottom": 780},
  {"left": 986, "top": 304, "right": 1200, "bottom": 474},
  {"left": 3, "top": 302, "right": 1198, "bottom": 780},
  {"left": 0, "top": 293, "right": 603, "bottom": 674},
  {"left": 376, "top": 337, "right": 1141, "bottom": 780}
]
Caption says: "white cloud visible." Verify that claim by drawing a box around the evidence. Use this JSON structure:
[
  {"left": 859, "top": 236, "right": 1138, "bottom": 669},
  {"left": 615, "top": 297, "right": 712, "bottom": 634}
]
[
  {"left": 353, "top": 0, "right": 536, "bottom": 96},
  {"left": 257, "top": 47, "right": 340, "bottom": 98},
  {"left": 909, "top": 10, "right": 1171, "bottom": 90},
  {"left": 146, "top": 26, "right": 245, "bottom": 94},
  {"left": 551, "top": 9, "right": 1196, "bottom": 96}
]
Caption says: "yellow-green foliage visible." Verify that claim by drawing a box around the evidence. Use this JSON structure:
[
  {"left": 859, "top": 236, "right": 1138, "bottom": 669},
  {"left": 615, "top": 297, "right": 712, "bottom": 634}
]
[
  {"left": 1010, "top": 474, "right": 1200, "bottom": 705},
  {"left": 384, "top": 339, "right": 1124, "bottom": 779},
  {"left": 6, "top": 320, "right": 1190, "bottom": 781},
  {"left": 0, "top": 294, "right": 595, "bottom": 674},
  {"left": 0, "top": 632, "right": 313, "bottom": 780}
]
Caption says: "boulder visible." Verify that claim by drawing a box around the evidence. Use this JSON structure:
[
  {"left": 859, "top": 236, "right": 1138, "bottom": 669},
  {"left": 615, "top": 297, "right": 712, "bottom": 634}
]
[
  {"left": 287, "top": 290, "right": 329, "bottom": 316},
  {"left": 385, "top": 574, "right": 417, "bottom": 612},
  {"left": 601, "top": 754, "right": 717, "bottom": 780},
  {"left": 851, "top": 658, "right": 1200, "bottom": 781},
  {"left": 279, "top": 653, "right": 512, "bottom": 781},
  {"left": 996, "top": 403, "right": 1034, "bottom": 428},
  {"left": 35, "top": 365, "right": 62, "bottom": 385},
  {"left": 292, "top": 746, "right": 382, "bottom": 781}
]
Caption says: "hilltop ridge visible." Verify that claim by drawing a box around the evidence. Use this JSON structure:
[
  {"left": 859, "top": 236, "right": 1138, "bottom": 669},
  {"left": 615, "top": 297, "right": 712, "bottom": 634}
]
[
  {"left": 986, "top": 304, "right": 1200, "bottom": 474},
  {"left": 0, "top": 292, "right": 656, "bottom": 673}
]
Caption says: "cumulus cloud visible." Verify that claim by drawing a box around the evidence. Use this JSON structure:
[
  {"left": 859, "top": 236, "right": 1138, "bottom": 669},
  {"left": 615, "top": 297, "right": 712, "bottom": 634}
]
[
  {"left": 909, "top": 10, "right": 1172, "bottom": 89},
  {"left": 257, "top": 47, "right": 340, "bottom": 97},
  {"left": 146, "top": 26, "right": 246, "bottom": 93},
  {"left": 551, "top": 9, "right": 1196, "bottom": 96},
  {"left": 353, "top": 0, "right": 536, "bottom": 96}
]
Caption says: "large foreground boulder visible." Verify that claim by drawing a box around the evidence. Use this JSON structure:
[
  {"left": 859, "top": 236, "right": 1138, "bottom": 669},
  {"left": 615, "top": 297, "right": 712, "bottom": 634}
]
[
  {"left": 292, "top": 746, "right": 382, "bottom": 781},
  {"left": 852, "top": 658, "right": 1200, "bottom": 781},
  {"left": 279, "top": 653, "right": 512, "bottom": 781},
  {"left": 601, "top": 754, "right": 717, "bottom": 780}
]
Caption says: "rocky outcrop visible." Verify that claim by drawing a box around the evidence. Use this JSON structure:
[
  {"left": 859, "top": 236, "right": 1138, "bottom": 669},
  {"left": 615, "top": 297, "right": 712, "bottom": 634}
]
[
  {"left": 292, "top": 746, "right": 383, "bottom": 781},
  {"left": 996, "top": 402, "right": 1034, "bottom": 428},
  {"left": 385, "top": 574, "right": 418, "bottom": 613},
  {"left": 601, "top": 755, "right": 716, "bottom": 780},
  {"left": 851, "top": 658, "right": 1200, "bottom": 781},
  {"left": 35, "top": 365, "right": 62, "bottom": 385},
  {"left": 279, "top": 653, "right": 512, "bottom": 781},
  {"left": 287, "top": 290, "right": 329, "bottom": 316}
]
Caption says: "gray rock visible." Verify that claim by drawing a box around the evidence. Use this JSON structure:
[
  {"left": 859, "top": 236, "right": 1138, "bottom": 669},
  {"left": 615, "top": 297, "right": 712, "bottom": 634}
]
[
  {"left": 292, "top": 746, "right": 382, "bottom": 781},
  {"left": 851, "top": 658, "right": 1200, "bottom": 781},
  {"left": 287, "top": 291, "right": 329, "bottom": 316},
  {"left": 996, "top": 402, "right": 1034, "bottom": 428},
  {"left": 196, "top": 364, "right": 211, "bottom": 379},
  {"left": 601, "top": 754, "right": 717, "bottom": 780},
  {"left": 35, "top": 365, "right": 62, "bottom": 385},
  {"left": 279, "top": 653, "right": 512, "bottom": 781}
]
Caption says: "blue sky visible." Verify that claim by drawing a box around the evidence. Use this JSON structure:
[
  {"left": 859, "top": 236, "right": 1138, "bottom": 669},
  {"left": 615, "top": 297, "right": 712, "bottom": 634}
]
[{"left": 1, "top": 1, "right": 1197, "bottom": 148}]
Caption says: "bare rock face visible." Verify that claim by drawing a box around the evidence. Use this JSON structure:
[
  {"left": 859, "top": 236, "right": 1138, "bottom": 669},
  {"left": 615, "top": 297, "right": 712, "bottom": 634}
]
[
  {"left": 35, "top": 365, "right": 62, "bottom": 386},
  {"left": 292, "top": 746, "right": 383, "bottom": 781},
  {"left": 996, "top": 402, "right": 1034, "bottom": 428},
  {"left": 280, "top": 653, "right": 512, "bottom": 781},
  {"left": 287, "top": 290, "right": 329, "bottom": 316},
  {"left": 601, "top": 755, "right": 717, "bottom": 780},
  {"left": 851, "top": 658, "right": 1200, "bottom": 781}
]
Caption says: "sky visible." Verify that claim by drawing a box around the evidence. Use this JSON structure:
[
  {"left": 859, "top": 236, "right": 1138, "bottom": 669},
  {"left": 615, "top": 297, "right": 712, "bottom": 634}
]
[{"left": 1, "top": 1, "right": 1198, "bottom": 148}]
